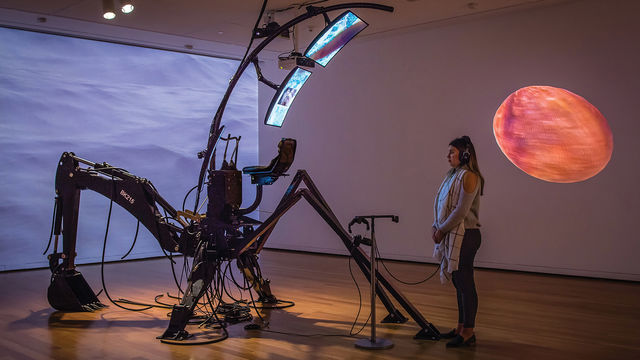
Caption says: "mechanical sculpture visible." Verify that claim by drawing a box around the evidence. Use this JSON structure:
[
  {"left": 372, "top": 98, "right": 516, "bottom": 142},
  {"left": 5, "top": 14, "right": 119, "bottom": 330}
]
[{"left": 44, "top": 2, "right": 441, "bottom": 343}]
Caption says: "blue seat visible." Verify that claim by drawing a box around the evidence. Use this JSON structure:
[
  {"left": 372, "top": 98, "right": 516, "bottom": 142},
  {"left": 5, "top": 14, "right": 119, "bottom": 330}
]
[{"left": 242, "top": 138, "right": 296, "bottom": 185}]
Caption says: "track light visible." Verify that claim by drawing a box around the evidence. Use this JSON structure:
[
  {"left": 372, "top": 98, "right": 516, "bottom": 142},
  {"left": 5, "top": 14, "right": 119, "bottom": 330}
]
[
  {"left": 102, "top": 0, "right": 116, "bottom": 20},
  {"left": 120, "top": 1, "right": 134, "bottom": 14}
]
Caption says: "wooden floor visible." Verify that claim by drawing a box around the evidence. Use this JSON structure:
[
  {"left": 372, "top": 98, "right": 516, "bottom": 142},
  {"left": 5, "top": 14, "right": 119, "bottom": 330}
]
[{"left": 0, "top": 249, "right": 639, "bottom": 360}]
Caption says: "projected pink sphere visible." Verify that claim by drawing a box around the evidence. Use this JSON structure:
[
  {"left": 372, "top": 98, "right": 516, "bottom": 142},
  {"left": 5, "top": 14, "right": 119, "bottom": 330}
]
[{"left": 493, "top": 86, "right": 613, "bottom": 183}]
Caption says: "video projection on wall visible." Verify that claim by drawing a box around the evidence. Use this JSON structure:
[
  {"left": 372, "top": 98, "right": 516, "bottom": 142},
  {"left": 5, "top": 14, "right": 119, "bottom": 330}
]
[
  {"left": 493, "top": 86, "right": 613, "bottom": 183},
  {"left": 0, "top": 27, "right": 258, "bottom": 271}
]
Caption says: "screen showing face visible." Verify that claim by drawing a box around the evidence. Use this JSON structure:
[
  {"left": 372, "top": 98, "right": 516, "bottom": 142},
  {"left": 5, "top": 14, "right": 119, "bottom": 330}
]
[
  {"left": 304, "top": 11, "right": 368, "bottom": 67},
  {"left": 265, "top": 67, "right": 312, "bottom": 127}
]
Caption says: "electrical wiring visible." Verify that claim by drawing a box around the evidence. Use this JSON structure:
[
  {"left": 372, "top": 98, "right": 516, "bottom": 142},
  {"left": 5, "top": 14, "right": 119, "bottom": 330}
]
[
  {"left": 244, "top": 275, "right": 267, "bottom": 326},
  {"left": 241, "top": 0, "right": 268, "bottom": 66},
  {"left": 221, "top": 262, "right": 246, "bottom": 302},
  {"left": 375, "top": 246, "right": 443, "bottom": 286},
  {"left": 42, "top": 198, "right": 57, "bottom": 255},
  {"left": 99, "top": 178, "right": 153, "bottom": 312},
  {"left": 347, "top": 256, "right": 370, "bottom": 336},
  {"left": 243, "top": 256, "right": 370, "bottom": 339},
  {"left": 181, "top": 185, "right": 199, "bottom": 212},
  {"left": 120, "top": 220, "right": 140, "bottom": 260},
  {"left": 94, "top": 172, "right": 179, "bottom": 312},
  {"left": 113, "top": 298, "right": 172, "bottom": 309},
  {"left": 154, "top": 293, "right": 176, "bottom": 308},
  {"left": 167, "top": 253, "right": 186, "bottom": 296}
]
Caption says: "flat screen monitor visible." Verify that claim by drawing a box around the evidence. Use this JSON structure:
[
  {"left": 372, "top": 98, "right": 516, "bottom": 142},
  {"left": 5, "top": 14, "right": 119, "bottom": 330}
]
[
  {"left": 304, "top": 11, "right": 368, "bottom": 67},
  {"left": 265, "top": 67, "right": 312, "bottom": 127}
]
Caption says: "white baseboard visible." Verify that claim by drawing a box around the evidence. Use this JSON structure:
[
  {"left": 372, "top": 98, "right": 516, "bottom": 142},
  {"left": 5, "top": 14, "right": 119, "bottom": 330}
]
[{"left": 265, "top": 244, "right": 640, "bottom": 282}]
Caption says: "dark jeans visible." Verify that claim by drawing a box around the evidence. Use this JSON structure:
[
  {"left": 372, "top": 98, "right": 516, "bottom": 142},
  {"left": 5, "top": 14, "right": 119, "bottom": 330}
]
[{"left": 451, "top": 228, "right": 481, "bottom": 328}]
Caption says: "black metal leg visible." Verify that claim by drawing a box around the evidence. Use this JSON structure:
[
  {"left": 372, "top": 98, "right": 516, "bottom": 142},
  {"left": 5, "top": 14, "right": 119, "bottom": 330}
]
[
  {"left": 158, "top": 242, "right": 215, "bottom": 340},
  {"left": 233, "top": 170, "right": 438, "bottom": 339},
  {"left": 350, "top": 248, "right": 407, "bottom": 323},
  {"left": 237, "top": 253, "right": 276, "bottom": 303}
]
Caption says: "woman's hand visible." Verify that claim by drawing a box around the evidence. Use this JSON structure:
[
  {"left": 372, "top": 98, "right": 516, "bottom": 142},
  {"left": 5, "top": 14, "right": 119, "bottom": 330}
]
[
  {"left": 432, "top": 226, "right": 445, "bottom": 244},
  {"left": 433, "top": 229, "right": 445, "bottom": 244}
]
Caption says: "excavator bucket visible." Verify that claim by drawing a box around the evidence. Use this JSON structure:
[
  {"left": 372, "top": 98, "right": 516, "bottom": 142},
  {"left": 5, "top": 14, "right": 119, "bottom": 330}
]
[{"left": 47, "top": 270, "right": 105, "bottom": 312}]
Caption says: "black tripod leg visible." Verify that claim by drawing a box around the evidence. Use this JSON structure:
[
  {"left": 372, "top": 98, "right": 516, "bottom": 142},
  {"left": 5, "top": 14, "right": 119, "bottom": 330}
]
[
  {"left": 298, "top": 186, "right": 438, "bottom": 339},
  {"left": 350, "top": 249, "right": 407, "bottom": 323},
  {"left": 294, "top": 187, "right": 407, "bottom": 323},
  {"left": 236, "top": 170, "right": 436, "bottom": 338},
  {"left": 158, "top": 243, "right": 215, "bottom": 340},
  {"left": 372, "top": 259, "right": 440, "bottom": 339}
]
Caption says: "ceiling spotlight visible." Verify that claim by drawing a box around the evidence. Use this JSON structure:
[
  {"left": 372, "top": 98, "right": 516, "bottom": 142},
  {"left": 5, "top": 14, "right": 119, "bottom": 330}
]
[
  {"left": 120, "top": 1, "right": 134, "bottom": 14},
  {"left": 102, "top": 0, "right": 116, "bottom": 20}
]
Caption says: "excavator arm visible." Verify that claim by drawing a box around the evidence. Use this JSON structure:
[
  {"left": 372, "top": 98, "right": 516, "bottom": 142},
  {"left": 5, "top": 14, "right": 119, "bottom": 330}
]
[{"left": 47, "top": 152, "right": 190, "bottom": 311}]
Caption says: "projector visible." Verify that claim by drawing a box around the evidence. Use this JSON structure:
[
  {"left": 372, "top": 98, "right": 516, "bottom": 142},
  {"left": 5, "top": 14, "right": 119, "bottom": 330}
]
[{"left": 278, "top": 53, "right": 315, "bottom": 70}]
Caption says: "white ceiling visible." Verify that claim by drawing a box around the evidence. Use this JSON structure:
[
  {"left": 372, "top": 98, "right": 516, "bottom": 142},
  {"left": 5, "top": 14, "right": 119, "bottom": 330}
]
[{"left": 0, "top": 0, "right": 571, "bottom": 55}]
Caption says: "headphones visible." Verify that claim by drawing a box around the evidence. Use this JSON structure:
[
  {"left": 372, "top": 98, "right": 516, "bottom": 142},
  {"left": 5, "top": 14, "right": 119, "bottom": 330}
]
[{"left": 459, "top": 137, "right": 471, "bottom": 164}]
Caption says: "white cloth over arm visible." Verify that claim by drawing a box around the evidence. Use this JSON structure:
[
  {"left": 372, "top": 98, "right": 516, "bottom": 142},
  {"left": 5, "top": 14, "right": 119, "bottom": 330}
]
[{"left": 433, "top": 169, "right": 467, "bottom": 283}]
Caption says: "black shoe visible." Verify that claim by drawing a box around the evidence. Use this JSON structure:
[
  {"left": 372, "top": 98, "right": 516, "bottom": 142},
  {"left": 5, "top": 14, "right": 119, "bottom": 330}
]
[
  {"left": 440, "top": 329, "right": 458, "bottom": 339},
  {"left": 446, "top": 334, "right": 476, "bottom": 348}
]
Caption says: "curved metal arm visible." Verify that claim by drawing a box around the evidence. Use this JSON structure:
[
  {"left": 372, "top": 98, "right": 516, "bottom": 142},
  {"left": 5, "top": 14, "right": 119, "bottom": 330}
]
[
  {"left": 195, "top": 3, "right": 394, "bottom": 209},
  {"left": 238, "top": 185, "right": 263, "bottom": 215},
  {"left": 252, "top": 58, "right": 279, "bottom": 90}
]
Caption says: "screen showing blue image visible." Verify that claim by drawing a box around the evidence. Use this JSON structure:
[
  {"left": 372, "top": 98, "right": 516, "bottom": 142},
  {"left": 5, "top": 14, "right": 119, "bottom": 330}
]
[
  {"left": 304, "top": 11, "right": 368, "bottom": 67},
  {"left": 265, "top": 67, "right": 312, "bottom": 127},
  {"left": 0, "top": 27, "right": 258, "bottom": 271}
]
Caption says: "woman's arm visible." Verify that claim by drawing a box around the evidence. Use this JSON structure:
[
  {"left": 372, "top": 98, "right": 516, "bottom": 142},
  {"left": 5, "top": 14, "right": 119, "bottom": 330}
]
[{"left": 436, "top": 171, "right": 478, "bottom": 235}]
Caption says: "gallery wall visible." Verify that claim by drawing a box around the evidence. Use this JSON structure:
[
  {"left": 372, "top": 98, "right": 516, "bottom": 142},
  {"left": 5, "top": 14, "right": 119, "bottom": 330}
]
[
  {"left": 257, "top": 0, "right": 640, "bottom": 281},
  {"left": 1, "top": 0, "right": 637, "bottom": 280}
]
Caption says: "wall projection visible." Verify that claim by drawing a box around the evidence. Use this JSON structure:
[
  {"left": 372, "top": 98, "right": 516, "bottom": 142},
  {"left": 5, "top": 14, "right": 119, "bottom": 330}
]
[
  {"left": 493, "top": 86, "right": 613, "bottom": 183},
  {"left": 0, "top": 27, "right": 258, "bottom": 271}
]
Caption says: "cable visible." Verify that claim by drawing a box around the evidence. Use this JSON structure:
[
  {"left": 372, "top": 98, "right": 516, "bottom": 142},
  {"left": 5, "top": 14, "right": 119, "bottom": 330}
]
[
  {"left": 177, "top": 253, "right": 193, "bottom": 295},
  {"left": 154, "top": 293, "right": 176, "bottom": 308},
  {"left": 114, "top": 298, "right": 172, "bottom": 309},
  {"left": 221, "top": 262, "right": 245, "bottom": 302},
  {"left": 249, "top": 299, "right": 295, "bottom": 310},
  {"left": 43, "top": 197, "right": 57, "bottom": 255},
  {"left": 241, "top": 0, "right": 268, "bottom": 66},
  {"left": 181, "top": 185, "right": 199, "bottom": 212},
  {"left": 244, "top": 256, "right": 370, "bottom": 339},
  {"left": 244, "top": 276, "right": 267, "bottom": 326},
  {"left": 258, "top": 328, "right": 360, "bottom": 338},
  {"left": 375, "top": 247, "right": 442, "bottom": 285},
  {"left": 228, "top": 260, "right": 252, "bottom": 291},
  {"left": 99, "top": 176, "right": 152, "bottom": 312},
  {"left": 348, "top": 256, "right": 370, "bottom": 336},
  {"left": 204, "top": 291, "right": 229, "bottom": 340},
  {"left": 120, "top": 220, "right": 140, "bottom": 260},
  {"left": 157, "top": 246, "right": 177, "bottom": 266}
]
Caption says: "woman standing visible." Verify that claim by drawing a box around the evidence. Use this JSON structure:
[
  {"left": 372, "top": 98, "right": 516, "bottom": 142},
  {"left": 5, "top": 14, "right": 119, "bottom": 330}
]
[{"left": 432, "top": 135, "right": 485, "bottom": 348}]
